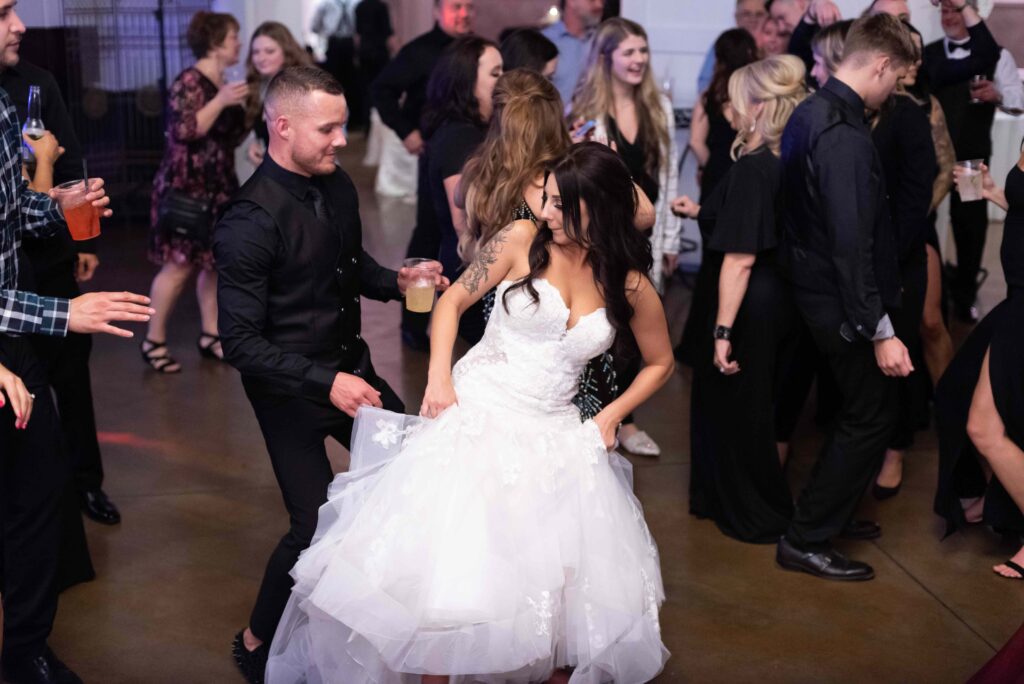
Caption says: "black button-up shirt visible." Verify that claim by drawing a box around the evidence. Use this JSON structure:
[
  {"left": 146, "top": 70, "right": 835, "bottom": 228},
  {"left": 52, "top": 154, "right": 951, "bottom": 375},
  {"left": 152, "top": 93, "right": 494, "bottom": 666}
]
[
  {"left": 214, "top": 153, "right": 401, "bottom": 400},
  {"left": 369, "top": 23, "right": 453, "bottom": 140},
  {"left": 780, "top": 77, "right": 900, "bottom": 341}
]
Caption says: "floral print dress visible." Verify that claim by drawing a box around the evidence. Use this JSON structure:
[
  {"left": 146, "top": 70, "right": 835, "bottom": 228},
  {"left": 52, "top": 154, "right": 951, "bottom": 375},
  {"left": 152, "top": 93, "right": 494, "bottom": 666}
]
[{"left": 149, "top": 67, "right": 248, "bottom": 268}]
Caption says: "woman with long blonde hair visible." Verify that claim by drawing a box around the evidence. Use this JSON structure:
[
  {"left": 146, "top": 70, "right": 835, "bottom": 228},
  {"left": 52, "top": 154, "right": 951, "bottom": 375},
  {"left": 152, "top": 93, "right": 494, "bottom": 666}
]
[
  {"left": 672, "top": 55, "right": 808, "bottom": 542},
  {"left": 243, "top": 21, "right": 312, "bottom": 165},
  {"left": 567, "top": 18, "right": 677, "bottom": 456},
  {"left": 569, "top": 18, "right": 680, "bottom": 289}
]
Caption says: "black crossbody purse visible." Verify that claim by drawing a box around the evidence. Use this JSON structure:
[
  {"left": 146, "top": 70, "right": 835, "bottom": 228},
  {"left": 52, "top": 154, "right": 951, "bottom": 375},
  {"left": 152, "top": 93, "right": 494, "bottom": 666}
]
[{"left": 156, "top": 148, "right": 214, "bottom": 247}]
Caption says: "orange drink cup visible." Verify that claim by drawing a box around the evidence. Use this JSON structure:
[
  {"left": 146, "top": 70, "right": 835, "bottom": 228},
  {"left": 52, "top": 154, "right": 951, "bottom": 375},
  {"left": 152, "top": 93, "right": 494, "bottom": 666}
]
[{"left": 54, "top": 179, "right": 101, "bottom": 240}]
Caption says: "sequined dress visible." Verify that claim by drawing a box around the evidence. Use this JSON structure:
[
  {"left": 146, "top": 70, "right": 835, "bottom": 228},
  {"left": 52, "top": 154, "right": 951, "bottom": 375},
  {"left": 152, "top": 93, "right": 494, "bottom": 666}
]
[{"left": 266, "top": 278, "right": 669, "bottom": 684}]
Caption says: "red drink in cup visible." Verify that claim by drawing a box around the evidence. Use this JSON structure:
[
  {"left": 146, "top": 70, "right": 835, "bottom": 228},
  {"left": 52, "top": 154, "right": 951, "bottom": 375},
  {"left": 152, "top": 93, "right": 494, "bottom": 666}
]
[{"left": 53, "top": 179, "right": 101, "bottom": 241}]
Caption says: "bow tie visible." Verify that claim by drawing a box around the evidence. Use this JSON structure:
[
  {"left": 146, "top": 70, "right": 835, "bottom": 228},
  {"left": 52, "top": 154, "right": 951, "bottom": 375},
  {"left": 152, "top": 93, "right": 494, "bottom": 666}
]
[{"left": 947, "top": 39, "right": 972, "bottom": 59}]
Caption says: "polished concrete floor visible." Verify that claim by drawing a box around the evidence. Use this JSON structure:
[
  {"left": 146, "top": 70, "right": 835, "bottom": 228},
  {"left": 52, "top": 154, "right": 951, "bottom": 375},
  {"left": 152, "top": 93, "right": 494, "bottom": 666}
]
[{"left": 33, "top": 140, "right": 1024, "bottom": 683}]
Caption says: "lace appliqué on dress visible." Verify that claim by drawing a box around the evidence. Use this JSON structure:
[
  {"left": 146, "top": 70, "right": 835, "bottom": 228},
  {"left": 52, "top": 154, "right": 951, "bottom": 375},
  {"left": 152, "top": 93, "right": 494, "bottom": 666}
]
[{"left": 526, "top": 590, "right": 554, "bottom": 637}]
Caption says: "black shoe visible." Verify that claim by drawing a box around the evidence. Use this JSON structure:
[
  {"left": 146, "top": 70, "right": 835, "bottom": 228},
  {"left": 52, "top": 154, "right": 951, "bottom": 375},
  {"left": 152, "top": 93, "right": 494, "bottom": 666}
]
[
  {"left": 2, "top": 649, "right": 82, "bottom": 684},
  {"left": 776, "top": 536, "right": 875, "bottom": 581},
  {"left": 232, "top": 630, "right": 268, "bottom": 684},
  {"left": 81, "top": 489, "right": 121, "bottom": 525},
  {"left": 839, "top": 519, "right": 882, "bottom": 540},
  {"left": 872, "top": 482, "right": 902, "bottom": 501},
  {"left": 400, "top": 328, "right": 430, "bottom": 352}
]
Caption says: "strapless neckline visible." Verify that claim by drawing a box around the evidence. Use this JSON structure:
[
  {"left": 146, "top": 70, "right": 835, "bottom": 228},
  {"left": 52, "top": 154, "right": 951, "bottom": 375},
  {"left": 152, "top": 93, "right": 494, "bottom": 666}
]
[{"left": 499, "top": 278, "right": 607, "bottom": 334}]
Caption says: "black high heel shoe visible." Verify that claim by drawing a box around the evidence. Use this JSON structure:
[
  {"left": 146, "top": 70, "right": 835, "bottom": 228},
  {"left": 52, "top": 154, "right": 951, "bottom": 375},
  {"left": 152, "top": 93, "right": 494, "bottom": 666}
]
[
  {"left": 197, "top": 332, "right": 225, "bottom": 361},
  {"left": 872, "top": 482, "right": 902, "bottom": 500}
]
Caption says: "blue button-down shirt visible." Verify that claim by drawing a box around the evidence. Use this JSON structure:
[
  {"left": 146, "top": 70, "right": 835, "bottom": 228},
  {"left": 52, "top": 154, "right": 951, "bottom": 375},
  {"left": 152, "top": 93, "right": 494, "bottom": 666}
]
[
  {"left": 0, "top": 86, "right": 69, "bottom": 337},
  {"left": 541, "top": 20, "right": 595, "bottom": 105}
]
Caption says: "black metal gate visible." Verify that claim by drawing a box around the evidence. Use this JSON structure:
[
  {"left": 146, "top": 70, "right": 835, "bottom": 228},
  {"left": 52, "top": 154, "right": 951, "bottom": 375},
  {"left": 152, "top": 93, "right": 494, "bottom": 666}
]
[{"left": 39, "top": 0, "right": 211, "bottom": 221}]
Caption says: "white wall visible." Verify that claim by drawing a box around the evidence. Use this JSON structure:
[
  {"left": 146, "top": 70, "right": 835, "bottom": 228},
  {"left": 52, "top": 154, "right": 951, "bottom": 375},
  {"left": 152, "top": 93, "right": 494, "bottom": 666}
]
[
  {"left": 20, "top": 0, "right": 64, "bottom": 28},
  {"left": 624, "top": 0, "right": 945, "bottom": 108}
]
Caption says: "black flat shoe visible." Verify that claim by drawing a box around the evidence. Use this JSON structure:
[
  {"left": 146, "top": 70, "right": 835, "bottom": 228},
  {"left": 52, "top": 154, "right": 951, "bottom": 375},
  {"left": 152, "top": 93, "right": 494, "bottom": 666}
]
[
  {"left": 839, "top": 519, "right": 882, "bottom": 540},
  {"left": 776, "top": 536, "right": 875, "bottom": 581},
  {"left": 2, "top": 648, "right": 82, "bottom": 684},
  {"left": 872, "top": 482, "right": 902, "bottom": 501},
  {"left": 232, "top": 630, "right": 268, "bottom": 684},
  {"left": 81, "top": 488, "right": 121, "bottom": 525}
]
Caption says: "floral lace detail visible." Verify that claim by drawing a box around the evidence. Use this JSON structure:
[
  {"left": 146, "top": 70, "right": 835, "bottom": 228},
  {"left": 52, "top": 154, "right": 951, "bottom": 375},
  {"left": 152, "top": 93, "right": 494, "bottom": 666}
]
[
  {"left": 363, "top": 514, "right": 402, "bottom": 585},
  {"left": 371, "top": 419, "right": 403, "bottom": 448},
  {"left": 526, "top": 590, "right": 554, "bottom": 637},
  {"left": 640, "top": 568, "right": 661, "bottom": 635}
]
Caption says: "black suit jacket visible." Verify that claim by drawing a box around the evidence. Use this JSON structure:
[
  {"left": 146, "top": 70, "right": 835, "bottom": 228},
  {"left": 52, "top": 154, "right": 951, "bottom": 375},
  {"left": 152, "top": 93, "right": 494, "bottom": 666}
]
[
  {"left": 214, "top": 154, "right": 401, "bottom": 402},
  {"left": 780, "top": 78, "right": 900, "bottom": 341}
]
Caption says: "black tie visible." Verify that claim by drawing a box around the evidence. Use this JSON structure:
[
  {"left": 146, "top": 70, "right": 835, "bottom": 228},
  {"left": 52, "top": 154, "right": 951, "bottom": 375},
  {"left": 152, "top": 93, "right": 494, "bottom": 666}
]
[{"left": 309, "top": 186, "right": 327, "bottom": 221}]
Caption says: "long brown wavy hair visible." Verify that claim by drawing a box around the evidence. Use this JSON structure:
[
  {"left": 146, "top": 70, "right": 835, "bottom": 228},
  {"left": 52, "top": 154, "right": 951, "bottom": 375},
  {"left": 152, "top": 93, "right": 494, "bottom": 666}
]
[
  {"left": 459, "top": 68, "right": 572, "bottom": 262},
  {"left": 569, "top": 18, "right": 670, "bottom": 182},
  {"left": 244, "top": 22, "right": 312, "bottom": 128}
]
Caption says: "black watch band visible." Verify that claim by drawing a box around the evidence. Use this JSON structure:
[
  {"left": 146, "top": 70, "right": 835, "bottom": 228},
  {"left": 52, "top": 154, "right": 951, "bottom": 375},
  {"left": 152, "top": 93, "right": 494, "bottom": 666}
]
[{"left": 713, "top": 325, "right": 732, "bottom": 341}]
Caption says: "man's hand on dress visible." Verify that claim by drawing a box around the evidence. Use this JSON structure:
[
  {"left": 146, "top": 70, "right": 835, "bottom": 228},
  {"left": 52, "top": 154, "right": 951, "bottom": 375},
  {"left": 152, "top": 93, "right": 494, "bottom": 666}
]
[
  {"left": 420, "top": 376, "right": 457, "bottom": 419},
  {"left": 874, "top": 336, "right": 914, "bottom": 377},
  {"left": 68, "top": 291, "right": 154, "bottom": 337},
  {"left": 330, "top": 372, "right": 383, "bottom": 417}
]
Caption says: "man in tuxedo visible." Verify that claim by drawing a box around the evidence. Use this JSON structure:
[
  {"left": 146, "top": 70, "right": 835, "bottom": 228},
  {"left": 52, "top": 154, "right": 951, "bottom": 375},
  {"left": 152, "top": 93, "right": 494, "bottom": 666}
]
[
  {"left": 922, "top": 0, "right": 1001, "bottom": 322},
  {"left": 777, "top": 14, "right": 917, "bottom": 581},
  {"left": 214, "top": 66, "right": 447, "bottom": 683}
]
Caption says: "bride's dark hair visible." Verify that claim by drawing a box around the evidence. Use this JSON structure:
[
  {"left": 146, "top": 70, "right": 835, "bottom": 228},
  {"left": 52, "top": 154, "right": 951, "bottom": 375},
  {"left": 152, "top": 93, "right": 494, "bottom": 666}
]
[{"left": 503, "top": 142, "right": 653, "bottom": 354}]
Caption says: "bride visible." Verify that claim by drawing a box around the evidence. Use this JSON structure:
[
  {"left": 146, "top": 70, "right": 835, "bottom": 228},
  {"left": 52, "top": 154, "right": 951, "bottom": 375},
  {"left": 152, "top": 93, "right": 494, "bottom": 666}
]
[{"left": 266, "top": 142, "right": 674, "bottom": 683}]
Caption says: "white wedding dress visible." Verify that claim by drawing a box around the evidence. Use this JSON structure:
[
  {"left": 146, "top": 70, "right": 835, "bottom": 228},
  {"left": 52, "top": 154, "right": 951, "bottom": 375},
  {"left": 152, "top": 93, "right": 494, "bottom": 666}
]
[{"left": 266, "top": 279, "right": 669, "bottom": 684}]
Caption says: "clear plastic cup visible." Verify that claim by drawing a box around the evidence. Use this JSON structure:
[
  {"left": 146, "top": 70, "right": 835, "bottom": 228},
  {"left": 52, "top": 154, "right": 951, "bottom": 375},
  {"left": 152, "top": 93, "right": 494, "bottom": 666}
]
[
  {"left": 955, "top": 159, "right": 985, "bottom": 202},
  {"left": 403, "top": 258, "right": 441, "bottom": 313},
  {"left": 52, "top": 179, "right": 101, "bottom": 240}
]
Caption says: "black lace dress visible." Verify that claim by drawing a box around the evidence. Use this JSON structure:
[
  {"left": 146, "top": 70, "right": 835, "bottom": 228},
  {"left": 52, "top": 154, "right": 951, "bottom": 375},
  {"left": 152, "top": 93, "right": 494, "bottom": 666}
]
[{"left": 935, "top": 163, "right": 1024, "bottom": 535}]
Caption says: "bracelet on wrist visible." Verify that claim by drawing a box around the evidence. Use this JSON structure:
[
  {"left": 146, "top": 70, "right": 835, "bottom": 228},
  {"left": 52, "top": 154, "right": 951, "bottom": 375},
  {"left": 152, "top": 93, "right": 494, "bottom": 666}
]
[{"left": 713, "top": 325, "right": 732, "bottom": 341}]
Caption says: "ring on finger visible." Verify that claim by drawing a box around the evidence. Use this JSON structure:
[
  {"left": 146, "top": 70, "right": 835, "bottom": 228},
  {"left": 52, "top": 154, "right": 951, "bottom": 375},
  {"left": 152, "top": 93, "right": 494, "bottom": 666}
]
[{"left": 28, "top": 393, "right": 36, "bottom": 400}]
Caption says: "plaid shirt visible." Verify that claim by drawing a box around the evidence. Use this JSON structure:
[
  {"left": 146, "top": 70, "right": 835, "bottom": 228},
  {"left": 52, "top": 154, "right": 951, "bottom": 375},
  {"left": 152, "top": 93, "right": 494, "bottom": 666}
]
[{"left": 0, "top": 86, "right": 68, "bottom": 337}]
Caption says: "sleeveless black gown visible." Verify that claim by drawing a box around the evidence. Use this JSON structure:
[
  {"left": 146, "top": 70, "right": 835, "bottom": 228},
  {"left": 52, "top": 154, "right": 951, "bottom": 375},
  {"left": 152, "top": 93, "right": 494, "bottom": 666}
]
[{"left": 935, "top": 163, "right": 1024, "bottom": 535}]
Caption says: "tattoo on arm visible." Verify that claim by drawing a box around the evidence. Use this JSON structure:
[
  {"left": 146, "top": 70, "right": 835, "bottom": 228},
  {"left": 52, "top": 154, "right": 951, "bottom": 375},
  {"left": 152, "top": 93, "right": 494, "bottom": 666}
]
[{"left": 457, "top": 225, "right": 512, "bottom": 295}]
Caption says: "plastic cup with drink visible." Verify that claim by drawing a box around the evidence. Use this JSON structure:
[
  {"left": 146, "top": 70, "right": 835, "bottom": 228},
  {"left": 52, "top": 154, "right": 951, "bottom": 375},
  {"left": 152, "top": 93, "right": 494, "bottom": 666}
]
[
  {"left": 969, "top": 75, "right": 986, "bottom": 104},
  {"left": 955, "top": 159, "right": 986, "bottom": 203},
  {"left": 403, "top": 258, "right": 442, "bottom": 313},
  {"left": 53, "top": 179, "right": 102, "bottom": 240}
]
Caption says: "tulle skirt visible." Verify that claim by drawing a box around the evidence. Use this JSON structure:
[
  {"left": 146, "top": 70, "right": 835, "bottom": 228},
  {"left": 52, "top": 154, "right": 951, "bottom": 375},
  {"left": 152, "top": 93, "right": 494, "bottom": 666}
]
[{"left": 266, "top": 405, "right": 669, "bottom": 683}]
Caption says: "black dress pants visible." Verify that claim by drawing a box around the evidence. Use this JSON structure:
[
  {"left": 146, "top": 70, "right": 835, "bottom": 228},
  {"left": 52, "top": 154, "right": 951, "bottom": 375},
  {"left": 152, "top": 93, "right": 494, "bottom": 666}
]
[
  {"left": 21, "top": 252, "right": 104, "bottom": 493},
  {"left": 786, "top": 292, "right": 898, "bottom": 547},
  {"left": 0, "top": 336, "right": 68, "bottom": 664},
  {"left": 245, "top": 376, "right": 404, "bottom": 642},
  {"left": 890, "top": 249, "right": 929, "bottom": 450},
  {"left": 950, "top": 179, "right": 990, "bottom": 309}
]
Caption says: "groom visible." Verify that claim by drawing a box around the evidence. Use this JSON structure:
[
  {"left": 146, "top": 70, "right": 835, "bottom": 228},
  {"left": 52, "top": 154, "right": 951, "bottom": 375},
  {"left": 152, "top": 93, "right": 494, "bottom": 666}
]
[{"left": 214, "top": 66, "right": 446, "bottom": 682}]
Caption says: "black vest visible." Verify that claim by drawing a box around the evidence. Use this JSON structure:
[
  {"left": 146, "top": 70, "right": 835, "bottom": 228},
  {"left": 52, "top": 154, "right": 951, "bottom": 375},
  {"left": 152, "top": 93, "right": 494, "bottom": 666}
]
[
  {"left": 924, "top": 41, "right": 996, "bottom": 160},
  {"left": 231, "top": 164, "right": 372, "bottom": 379}
]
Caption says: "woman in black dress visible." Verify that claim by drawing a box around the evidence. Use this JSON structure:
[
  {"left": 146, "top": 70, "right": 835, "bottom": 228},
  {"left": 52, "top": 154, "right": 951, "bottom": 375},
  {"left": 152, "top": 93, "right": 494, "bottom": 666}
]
[
  {"left": 935, "top": 144, "right": 1024, "bottom": 579},
  {"left": 675, "top": 28, "right": 757, "bottom": 367},
  {"left": 422, "top": 36, "right": 503, "bottom": 344},
  {"left": 672, "top": 55, "right": 807, "bottom": 543}
]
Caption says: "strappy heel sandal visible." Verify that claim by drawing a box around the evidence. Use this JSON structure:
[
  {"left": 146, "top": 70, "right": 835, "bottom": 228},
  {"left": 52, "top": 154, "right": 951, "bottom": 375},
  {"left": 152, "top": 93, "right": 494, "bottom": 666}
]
[
  {"left": 140, "top": 339, "right": 182, "bottom": 374},
  {"left": 995, "top": 559, "right": 1024, "bottom": 580},
  {"left": 197, "top": 332, "right": 225, "bottom": 361}
]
